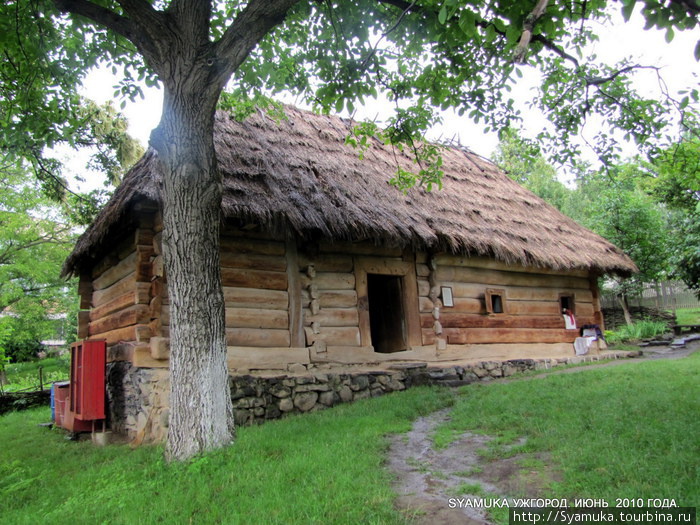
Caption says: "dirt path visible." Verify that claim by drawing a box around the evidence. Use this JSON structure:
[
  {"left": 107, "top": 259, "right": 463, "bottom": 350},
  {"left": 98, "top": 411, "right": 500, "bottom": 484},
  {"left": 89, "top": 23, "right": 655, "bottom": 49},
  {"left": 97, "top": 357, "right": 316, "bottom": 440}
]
[{"left": 386, "top": 338, "right": 699, "bottom": 524}]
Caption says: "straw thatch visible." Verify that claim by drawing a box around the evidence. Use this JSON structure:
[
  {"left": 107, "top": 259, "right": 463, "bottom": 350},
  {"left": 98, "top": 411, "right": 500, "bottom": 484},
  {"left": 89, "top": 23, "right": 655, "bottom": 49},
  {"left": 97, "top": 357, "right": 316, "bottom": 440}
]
[{"left": 63, "top": 105, "right": 637, "bottom": 277}]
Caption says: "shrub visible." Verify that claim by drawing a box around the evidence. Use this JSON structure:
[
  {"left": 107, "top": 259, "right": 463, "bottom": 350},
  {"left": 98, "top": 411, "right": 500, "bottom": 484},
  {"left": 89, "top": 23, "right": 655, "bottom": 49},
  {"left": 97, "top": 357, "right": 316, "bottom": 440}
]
[{"left": 606, "top": 320, "right": 669, "bottom": 344}]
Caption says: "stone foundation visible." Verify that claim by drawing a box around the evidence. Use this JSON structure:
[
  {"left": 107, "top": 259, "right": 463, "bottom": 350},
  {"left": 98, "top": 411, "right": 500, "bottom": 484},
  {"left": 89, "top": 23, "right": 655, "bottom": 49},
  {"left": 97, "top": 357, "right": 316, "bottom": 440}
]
[{"left": 105, "top": 351, "right": 640, "bottom": 443}]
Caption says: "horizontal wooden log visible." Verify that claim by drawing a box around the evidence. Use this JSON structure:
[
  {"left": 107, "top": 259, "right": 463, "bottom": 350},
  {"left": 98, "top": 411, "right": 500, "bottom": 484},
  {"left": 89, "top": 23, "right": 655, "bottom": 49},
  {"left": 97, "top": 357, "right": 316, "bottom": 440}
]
[
  {"left": 423, "top": 313, "right": 571, "bottom": 330},
  {"left": 316, "top": 290, "right": 358, "bottom": 308},
  {"left": 505, "top": 301, "right": 562, "bottom": 316},
  {"left": 92, "top": 273, "right": 136, "bottom": 308},
  {"left": 89, "top": 304, "right": 151, "bottom": 336},
  {"left": 90, "top": 324, "right": 151, "bottom": 346},
  {"left": 319, "top": 241, "right": 403, "bottom": 257},
  {"left": 221, "top": 268, "right": 288, "bottom": 290},
  {"left": 434, "top": 254, "right": 590, "bottom": 278},
  {"left": 227, "top": 346, "right": 310, "bottom": 371},
  {"left": 450, "top": 297, "right": 487, "bottom": 314},
  {"left": 220, "top": 236, "right": 285, "bottom": 256},
  {"left": 297, "top": 253, "right": 354, "bottom": 273},
  {"left": 444, "top": 328, "right": 578, "bottom": 345},
  {"left": 303, "top": 307, "right": 359, "bottom": 327},
  {"left": 90, "top": 234, "right": 134, "bottom": 278},
  {"left": 220, "top": 252, "right": 287, "bottom": 272},
  {"left": 436, "top": 266, "right": 590, "bottom": 290},
  {"left": 310, "top": 344, "right": 437, "bottom": 364},
  {"left": 225, "top": 307, "right": 289, "bottom": 330},
  {"left": 93, "top": 251, "right": 137, "bottom": 291},
  {"left": 226, "top": 328, "right": 290, "bottom": 348},
  {"left": 301, "top": 272, "right": 356, "bottom": 290},
  {"left": 304, "top": 326, "right": 361, "bottom": 347},
  {"left": 506, "top": 287, "right": 593, "bottom": 303},
  {"left": 435, "top": 342, "right": 579, "bottom": 363},
  {"left": 223, "top": 287, "right": 288, "bottom": 310},
  {"left": 90, "top": 291, "right": 136, "bottom": 322}
]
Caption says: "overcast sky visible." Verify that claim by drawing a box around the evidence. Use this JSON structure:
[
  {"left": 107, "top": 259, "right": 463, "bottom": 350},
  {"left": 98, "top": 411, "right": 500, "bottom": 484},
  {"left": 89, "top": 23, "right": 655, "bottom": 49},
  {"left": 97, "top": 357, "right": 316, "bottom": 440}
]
[{"left": 76, "top": 9, "right": 698, "bottom": 185}]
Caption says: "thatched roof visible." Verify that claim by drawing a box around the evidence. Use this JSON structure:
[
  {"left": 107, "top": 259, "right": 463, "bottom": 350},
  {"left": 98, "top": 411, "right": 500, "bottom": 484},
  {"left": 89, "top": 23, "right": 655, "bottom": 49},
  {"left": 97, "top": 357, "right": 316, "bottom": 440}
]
[{"left": 63, "top": 105, "right": 637, "bottom": 277}]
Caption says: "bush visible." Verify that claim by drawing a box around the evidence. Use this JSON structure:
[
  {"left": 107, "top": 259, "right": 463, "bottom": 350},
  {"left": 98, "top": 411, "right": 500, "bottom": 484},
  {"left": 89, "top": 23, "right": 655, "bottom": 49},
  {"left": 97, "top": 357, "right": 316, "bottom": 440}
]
[
  {"left": 4, "top": 339, "right": 44, "bottom": 363},
  {"left": 605, "top": 320, "right": 669, "bottom": 344}
]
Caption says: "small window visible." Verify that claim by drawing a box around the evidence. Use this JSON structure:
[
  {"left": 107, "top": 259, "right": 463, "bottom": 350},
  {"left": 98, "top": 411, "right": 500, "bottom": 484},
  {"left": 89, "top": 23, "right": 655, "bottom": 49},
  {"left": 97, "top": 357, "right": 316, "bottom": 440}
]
[
  {"left": 485, "top": 288, "right": 507, "bottom": 315},
  {"left": 559, "top": 294, "right": 575, "bottom": 315}
]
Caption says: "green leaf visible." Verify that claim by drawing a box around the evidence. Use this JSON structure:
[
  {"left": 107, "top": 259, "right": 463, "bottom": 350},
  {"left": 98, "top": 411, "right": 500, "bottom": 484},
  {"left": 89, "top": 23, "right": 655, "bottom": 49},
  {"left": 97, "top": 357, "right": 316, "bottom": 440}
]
[{"left": 438, "top": 6, "right": 447, "bottom": 25}]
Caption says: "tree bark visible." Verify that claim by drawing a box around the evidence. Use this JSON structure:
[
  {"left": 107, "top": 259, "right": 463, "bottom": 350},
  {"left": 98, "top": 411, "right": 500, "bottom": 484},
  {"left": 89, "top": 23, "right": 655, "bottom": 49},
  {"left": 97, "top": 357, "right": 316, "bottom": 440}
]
[
  {"left": 617, "top": 293, "right": 633, "bottom": 326},
  {"left": 152, "top": 88, "right": 234, "bottom": 462}
]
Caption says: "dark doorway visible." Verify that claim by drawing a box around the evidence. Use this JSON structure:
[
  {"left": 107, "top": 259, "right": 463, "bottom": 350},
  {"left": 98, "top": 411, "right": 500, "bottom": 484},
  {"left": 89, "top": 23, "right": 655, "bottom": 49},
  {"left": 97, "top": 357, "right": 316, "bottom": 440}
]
[{"left": 367, "top": 274, "right": 407, "bottom": 353}]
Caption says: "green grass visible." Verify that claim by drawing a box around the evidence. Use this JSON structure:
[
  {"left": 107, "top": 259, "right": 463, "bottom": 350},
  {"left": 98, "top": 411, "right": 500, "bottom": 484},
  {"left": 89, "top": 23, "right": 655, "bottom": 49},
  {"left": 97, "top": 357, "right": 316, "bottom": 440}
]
[
  {"left": 0, "top": 386, "right": 453, "bottom": 524},
  {"left": 433, "top": 352, "right": 700, "bottom": 508},
  {"left": 1, "top": 355, "right": 70, "bottom": 393},
  {"left": 674, "top": 307, "right": 700, "bottom": 326},
  {"left": 2, "top": 355, "right": 698, "bottom": 523}
]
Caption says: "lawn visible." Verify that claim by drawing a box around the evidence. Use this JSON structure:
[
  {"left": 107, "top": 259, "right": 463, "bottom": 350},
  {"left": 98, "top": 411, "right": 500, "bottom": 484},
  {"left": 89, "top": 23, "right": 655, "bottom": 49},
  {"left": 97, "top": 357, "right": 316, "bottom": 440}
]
[
  {"left": 433, "top": 351, "right": 700, "bottom": 509},
  {"left": 1, "top": 353, "right": 697, "bottom": 524},
  {"left": 1, "top": 355, "right": 70, "bottom": 393},
  {"left": 674, "top": 307, "right": 700, "bottom": 326}
]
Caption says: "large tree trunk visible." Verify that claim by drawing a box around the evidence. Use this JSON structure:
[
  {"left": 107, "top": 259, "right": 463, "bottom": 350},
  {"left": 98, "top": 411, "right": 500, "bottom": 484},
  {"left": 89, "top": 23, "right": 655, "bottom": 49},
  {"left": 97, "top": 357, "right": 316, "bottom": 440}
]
[{"left": 152, "top": 92, "right": 234, "bottom": 462}]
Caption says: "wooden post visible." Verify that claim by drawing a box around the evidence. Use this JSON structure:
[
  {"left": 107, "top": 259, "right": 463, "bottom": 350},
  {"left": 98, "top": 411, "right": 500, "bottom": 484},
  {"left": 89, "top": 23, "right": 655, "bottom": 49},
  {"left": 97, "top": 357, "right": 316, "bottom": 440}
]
[{"left": 286, "top": 233, "right": 303, "bottom": 348}]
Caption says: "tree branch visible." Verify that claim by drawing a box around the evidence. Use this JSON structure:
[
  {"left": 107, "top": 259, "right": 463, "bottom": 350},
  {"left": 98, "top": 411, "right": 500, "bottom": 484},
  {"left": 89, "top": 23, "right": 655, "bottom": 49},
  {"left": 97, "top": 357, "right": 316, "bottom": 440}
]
[
  {"left": 213, "top": 0, "right": 300, "bottom": 86},
  {"left": 513, "top": 0, "right": 549, "bottom": 63},
  {"left": 531, "top": 34, "right": 580, "bottom": 67},
  {"left": 53, "top": 0, "right": 137, "bottom": 42}
]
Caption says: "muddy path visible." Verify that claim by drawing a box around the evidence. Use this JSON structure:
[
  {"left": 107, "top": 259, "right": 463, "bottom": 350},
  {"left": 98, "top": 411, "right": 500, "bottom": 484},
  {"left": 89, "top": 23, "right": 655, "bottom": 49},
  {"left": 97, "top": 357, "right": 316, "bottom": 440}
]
[{"left": 386, "top": 339, "right": 699, "bottom": 524}]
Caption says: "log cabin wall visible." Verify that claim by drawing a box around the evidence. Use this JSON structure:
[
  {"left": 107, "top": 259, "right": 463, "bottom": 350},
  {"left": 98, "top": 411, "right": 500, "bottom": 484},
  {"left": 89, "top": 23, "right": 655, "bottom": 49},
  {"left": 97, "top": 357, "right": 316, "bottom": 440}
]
[
  {"left": 77, "top": 209, "right": 164, "bottom": 368},
  {"left": 424, "top": 254, "right": 599, "bottom": 347}
]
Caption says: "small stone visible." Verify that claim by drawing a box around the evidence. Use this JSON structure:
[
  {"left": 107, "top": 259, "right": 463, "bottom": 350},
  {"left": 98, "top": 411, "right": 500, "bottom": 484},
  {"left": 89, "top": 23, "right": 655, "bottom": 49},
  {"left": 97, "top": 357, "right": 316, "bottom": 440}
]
[
  {"left": 253, "top": 407, "right": 265, "bottom": 417},
  {"left": 483, "top": 361, "right": 497, "bottom": 371},
  {"left": 353, "top": 389, "right": 370, "bottom": 401},
  {"left": 234, "top": 409, "right": 251, "bottom": 426},
  {"left": 293, "top": 391, "right": 318, "bottom": 412},
  {"left": 503, "top": 365, "right": 517, "bottom": 377},
  {"left": 318, "top": 391, "right": 337, "bottom": 407},
  {"left": 377, "top": 375, "right": 390, "bottom": 385},
  {"left": 270, "top": 385, "right": 292, "bottom": 398},
  {"left": 338, "top": 385, "right": 353, "bottom": 403},
  {"left": 472, "top": 367, "right": 488, "bottom": 378},
  {"left": 350, "top": 375, "right": 369, "bottom": 391},
  {"left": 370, "top": 386, "right": 383, "bottom": 397},
  {"left": 279, "top": 398, "right": 294, "bottom": 412},
  {"left": 489, "top": 368, "right": 503, "bottom": 378},
  {"left": 265, "top": 405, "right": 281, "bottom": 419}
]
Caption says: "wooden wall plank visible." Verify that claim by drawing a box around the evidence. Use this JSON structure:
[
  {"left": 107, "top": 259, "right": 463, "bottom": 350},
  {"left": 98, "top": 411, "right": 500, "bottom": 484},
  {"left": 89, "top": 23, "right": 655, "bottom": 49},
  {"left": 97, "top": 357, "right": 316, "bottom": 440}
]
[
  {"left": 226, "top": 328, "right": 290, "bottom": 347},
  {"left": 301, "top": 272, "right": 356, "bottom": 290},
  {"left": 304, "top": 326, "right": 361, "bottom": 346},
  {"left": 436, "top": 266, "right": 590, "bottom": 290},
  {"left": 221, "top": 268, "right": 288, "bottom": 290},
  {"left": 92, "top": 273, "right": 136, "bottom": 308},
  {"left": 220, "top": 236, "right": 285, "bottom": 256},
  {"left": 297, "top": 253, "right": 354, "bottom": 273},
  {"left": 304, "top": 307, "right": 359, "bottom": 327},
  {"left": 225, "top": 307, "right": 289, "bottom": 330},
  {"left": 223, "top": 287, "right": 288, "bottom": 310},
  {"left": 220, "top": 252, "right": 287, "bottom": 271},
  {"left": 88, "top": 304, "right": 150, "bottom": 335},
  {"left": 89, "top": 291, "right": 136, "bottom": 321},
  {"left": 434, "top": 254, "right": 590, "bottom": 278},
  {"left": 93, "top": 251, "right": 137, "bottom": 291},
  {"left": 444, "top": 328, "right": 579, "bottom": 345},
  {"left": 227, "top": 346, "right": 310, "bottom": 370}
]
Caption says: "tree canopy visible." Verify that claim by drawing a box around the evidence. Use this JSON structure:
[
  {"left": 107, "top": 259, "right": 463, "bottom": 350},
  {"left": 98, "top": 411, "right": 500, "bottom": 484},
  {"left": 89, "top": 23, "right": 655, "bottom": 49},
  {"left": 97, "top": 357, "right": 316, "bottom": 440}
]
[{"left": 3, "top": 0, "right": 699, "bottom": 460}]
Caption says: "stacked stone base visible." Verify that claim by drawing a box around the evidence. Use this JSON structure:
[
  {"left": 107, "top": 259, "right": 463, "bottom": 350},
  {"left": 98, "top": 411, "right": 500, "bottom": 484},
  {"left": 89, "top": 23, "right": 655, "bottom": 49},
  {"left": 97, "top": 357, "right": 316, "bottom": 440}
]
[{"left": 105, "top": 351, "right": 640, "bottom": 443}]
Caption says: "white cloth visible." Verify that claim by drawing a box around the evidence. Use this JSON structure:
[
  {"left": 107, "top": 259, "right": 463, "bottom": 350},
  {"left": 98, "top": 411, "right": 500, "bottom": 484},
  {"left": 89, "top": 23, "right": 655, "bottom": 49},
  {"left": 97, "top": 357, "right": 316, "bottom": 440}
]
[
  {"left": 563, "top": 313, "right": 577, "bottom": 330},
  {"left": 574, "top": 336, "right": 596, "bottom": 355}
]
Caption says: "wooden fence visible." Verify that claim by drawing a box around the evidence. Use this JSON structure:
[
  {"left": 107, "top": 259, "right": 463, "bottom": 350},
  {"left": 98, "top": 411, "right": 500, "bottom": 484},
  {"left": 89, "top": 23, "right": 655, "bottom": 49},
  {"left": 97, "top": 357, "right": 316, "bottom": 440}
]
[{"left": 601, "top": 281, "right": 700, "bottom": 310}]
